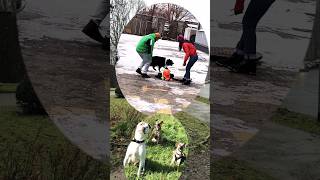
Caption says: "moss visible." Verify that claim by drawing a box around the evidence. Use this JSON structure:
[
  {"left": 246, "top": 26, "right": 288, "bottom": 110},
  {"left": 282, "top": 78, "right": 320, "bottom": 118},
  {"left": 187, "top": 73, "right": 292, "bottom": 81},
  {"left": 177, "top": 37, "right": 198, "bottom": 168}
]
[
  {"left": 211, "top": 157, "right": 276, "bottom": 180},
  {"left": 0, "top": 83, "right": 17, "bottom": 93},
  {"left": 195, "top": 95, "right": 210, "bottom": 105},
  {"left": 0, "top": 106, "right": 109, "bottom": 179},
  {"left": 271, "top": 108, "right": 320, "bottom": 135}
]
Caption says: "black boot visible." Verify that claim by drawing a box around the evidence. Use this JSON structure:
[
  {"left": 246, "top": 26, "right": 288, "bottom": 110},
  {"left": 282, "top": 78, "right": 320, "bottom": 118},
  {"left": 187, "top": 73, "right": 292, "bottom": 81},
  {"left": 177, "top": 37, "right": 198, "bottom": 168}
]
[
  {"left": 136, "top": 68, "right": 142, "bottom": 75},
  {"left": 230, "top": 59, "right": 258, "bottom": 75},
  {"left": 216, "top": 52, "right": 244, "bottom": 67},
  {"left": 141, "top": 73, "right": 151, "bottom": 78},
  {"left": 82, "top": 20, "right": 106, "bottom": 43},
  {"left": 180, "top": 78, "right": 186, "bottom": 82},
  {"left": 183, "top": 79, "right": 191, "bottom": 85}
]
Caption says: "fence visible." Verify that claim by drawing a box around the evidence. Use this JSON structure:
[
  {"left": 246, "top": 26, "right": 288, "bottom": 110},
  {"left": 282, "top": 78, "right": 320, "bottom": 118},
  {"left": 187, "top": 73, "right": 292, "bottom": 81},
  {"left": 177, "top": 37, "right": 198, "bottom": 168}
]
[{"left": 123, "top": 14, "right": 166, "bottom": 36}]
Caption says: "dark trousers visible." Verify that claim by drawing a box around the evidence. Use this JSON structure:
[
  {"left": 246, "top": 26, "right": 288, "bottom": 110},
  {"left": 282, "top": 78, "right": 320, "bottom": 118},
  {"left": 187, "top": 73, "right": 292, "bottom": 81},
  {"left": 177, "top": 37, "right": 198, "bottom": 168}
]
[
  {"left": 179, "top": 42, "right": 183, "bottom": 51},
  {"left": 236, "top": 0, "right": 275, "bottom": 54},
  {"left": 184, "top": 55, "right": 198, "bottom": 80}
]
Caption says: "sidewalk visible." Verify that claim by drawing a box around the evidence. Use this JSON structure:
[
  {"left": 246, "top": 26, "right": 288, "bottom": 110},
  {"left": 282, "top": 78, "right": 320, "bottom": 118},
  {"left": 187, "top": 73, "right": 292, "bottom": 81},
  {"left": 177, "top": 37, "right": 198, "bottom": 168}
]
[
  {"left": 234, "top": 122, "right": 320, "bottom": 179},
  {"left": 283, "top": 69, "right": 319, "bottom": 118}
]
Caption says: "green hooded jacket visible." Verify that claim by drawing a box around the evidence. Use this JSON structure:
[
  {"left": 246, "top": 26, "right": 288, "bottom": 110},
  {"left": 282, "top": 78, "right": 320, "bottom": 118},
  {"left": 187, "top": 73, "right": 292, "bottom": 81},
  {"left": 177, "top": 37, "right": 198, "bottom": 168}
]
[{"left": 136, "top": 33, "right": 156, "bottom": 56}]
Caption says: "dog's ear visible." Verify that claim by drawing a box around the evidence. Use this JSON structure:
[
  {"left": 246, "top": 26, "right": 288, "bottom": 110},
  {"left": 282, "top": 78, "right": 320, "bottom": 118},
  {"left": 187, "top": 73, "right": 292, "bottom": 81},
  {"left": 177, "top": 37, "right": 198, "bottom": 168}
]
[
  {"left": 175, "top": 142, "right": 179, "bottom": 148},
  {"left": 184, "top": 143, "right": 188, "bottom": 148}
]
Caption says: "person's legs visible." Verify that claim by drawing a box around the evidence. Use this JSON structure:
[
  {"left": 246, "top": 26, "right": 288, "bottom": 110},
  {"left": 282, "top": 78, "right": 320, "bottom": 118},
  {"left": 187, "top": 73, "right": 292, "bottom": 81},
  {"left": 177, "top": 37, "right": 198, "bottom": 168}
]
[
  {"left": 136, "top": 53, "right": 152, "bottom": 76},
  {"left": 137, "top": 53, "right": 146, "bottom": 69},
  {"left": 240, "top": 0, "right": 275, "bottom": 55},
  {"left": 229, "top": 0, "right": 275, "bottom": 74},
  {"left": 183, "top": 55, "right": 198, "bottom": 80},
  {"left": 141, "top": 54, "right": 152, "bottom": 74}
]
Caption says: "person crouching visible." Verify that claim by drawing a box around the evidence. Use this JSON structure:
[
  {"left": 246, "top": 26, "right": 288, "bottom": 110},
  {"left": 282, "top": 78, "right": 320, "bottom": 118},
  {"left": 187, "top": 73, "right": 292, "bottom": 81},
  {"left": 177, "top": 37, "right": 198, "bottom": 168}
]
[{"left": 136, "top": 32, "right": 161, "bottom": 78}]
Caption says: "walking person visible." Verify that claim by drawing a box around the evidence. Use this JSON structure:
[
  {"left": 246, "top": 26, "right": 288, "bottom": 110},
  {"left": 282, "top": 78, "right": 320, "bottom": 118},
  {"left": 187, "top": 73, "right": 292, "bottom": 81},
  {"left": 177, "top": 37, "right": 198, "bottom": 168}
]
[
  {"left": 177, "top": 33, "right": 184, "bottom": 51},
  {"left": 179, "top": 39, "right": 198, "bottom": 85},
  {"left": 136, "top": 33, "right": 161, "bottom": 78},
  {"left": 216, "top": 0, "right": 275, "bottom": 74}
]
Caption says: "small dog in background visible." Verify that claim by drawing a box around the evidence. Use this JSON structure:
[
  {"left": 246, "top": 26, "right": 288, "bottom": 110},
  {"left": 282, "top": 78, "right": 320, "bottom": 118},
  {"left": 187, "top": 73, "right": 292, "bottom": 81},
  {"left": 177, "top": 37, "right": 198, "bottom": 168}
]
[
  {"left": 123, "top": 122, "right": 151, "bottom": 177},
  {"left": 171, "top": 142, "right": 187, "bottom": 166},
  {"left": 151, "top": 56, "right": 174, "bottom": 72},
  {"left": 151, "top": 121, "right": 164, "bottom": 144}
]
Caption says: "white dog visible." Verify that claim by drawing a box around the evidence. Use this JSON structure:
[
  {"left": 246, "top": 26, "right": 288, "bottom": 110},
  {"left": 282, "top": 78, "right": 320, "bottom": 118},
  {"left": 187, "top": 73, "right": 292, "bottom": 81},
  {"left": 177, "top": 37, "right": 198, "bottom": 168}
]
[{"left": 123, "top": 122, "right": 151, "bottom": 177}]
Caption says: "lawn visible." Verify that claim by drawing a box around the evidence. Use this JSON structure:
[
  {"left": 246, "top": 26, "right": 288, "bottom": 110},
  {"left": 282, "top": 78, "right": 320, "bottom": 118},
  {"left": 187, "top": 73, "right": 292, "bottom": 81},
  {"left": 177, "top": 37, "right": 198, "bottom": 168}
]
[
  {"left": 124, "top": 114, "right": 188, "bottom": 179},
  {"left": 271, "top": 108, "right": 320, "bottom": 135},
  {"left": 0, "top": 105, "right": 109, "bottom": 179},
  {"left": 0, "top": 83, "right": 17, "bottom": 93},
  {"left": 195, "top": 95, "right": 210, "bottom": 105},
  {"left": 111, "top": 95, "right": 190, "bottom": 180},
  {"left": 211, "top": 156, "right": 276, "bottom": 180}
]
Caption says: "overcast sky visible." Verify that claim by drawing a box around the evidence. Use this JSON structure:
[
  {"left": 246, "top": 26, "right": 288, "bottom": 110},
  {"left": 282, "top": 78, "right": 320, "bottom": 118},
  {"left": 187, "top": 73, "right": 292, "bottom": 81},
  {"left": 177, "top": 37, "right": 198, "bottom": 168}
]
[{"left": 144, "top": 0, "right": 210, "bottom": 47}]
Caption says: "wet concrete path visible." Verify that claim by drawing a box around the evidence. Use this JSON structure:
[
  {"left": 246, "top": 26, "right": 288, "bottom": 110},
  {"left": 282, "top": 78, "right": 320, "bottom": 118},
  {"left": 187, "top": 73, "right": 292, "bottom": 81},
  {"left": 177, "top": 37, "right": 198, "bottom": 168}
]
[
  {"left": 17, "top": 0, "right": 109, "bottom": 160},
  {"left": 283, "top": 69, "right": 319, "bottom": 118}
]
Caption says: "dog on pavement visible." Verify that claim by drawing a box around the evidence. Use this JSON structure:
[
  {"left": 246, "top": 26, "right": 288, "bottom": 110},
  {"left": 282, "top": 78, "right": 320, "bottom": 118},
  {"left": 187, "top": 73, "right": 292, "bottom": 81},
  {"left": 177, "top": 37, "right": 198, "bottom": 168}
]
[
  {"left": 171, "top": 142, "right": 187, "bottom": 167},
  {"left": 151, "top": 56, "right": 174, "bottom": 72},
  {"left": 123, "top": 122, "right": 151, "bottom": 177}
]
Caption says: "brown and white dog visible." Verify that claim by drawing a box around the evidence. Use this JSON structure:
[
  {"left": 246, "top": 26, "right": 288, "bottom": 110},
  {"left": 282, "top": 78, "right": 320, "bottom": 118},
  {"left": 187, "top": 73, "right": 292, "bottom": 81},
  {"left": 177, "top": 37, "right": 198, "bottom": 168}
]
[
  {"left": 171, "top": 142, "right": 187, "bottom": 166},
  {"left": 151, "top": 121, "right": 163, "bottom": 144},
  {"left": 123, "top": 122, "right": 151, "bottom": 177}
]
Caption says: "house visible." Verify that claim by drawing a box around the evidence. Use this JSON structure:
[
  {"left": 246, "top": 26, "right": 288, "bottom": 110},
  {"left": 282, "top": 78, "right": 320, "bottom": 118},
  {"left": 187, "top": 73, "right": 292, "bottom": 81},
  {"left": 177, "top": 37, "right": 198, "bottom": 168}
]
[{"left": 184, "top": 26, "right": 209, "bottom": 54}]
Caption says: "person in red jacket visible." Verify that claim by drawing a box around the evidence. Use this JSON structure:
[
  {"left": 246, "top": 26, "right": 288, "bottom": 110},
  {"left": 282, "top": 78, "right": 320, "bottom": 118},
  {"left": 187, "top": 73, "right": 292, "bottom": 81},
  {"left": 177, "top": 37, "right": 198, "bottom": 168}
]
[{"left": 180, "top": 40, "right": 198, "bottom": 85}]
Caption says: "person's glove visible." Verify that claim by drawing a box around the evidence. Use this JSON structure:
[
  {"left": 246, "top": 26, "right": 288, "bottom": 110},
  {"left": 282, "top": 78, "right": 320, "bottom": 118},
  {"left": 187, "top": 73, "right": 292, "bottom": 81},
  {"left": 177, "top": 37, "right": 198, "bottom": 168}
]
[
  {"left": 183, "top": 62, "right": 186, "bottom": 66},
  {"left": 234, "top": 0, "right": 245, "bottom": 15}
]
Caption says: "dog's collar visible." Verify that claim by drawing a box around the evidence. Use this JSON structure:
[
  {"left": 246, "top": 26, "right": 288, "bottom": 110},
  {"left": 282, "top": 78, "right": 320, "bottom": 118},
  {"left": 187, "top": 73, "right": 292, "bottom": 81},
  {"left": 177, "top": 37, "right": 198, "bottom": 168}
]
[
  {"left": 131, "top": 138, "right": 145, "bottom": 144},
  {"left": 175, "top": 154, "right": 186, "bottom": 162}
]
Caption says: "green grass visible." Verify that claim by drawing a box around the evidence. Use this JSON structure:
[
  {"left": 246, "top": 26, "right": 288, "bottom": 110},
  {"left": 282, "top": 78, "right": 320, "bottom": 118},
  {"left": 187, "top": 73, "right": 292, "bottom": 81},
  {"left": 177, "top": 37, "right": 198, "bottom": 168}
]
[
  {"left": 124, "top": 114, "right": 188, "bottom": 179},
  {"left": 211, "top": 157, "right": 276, "bottom": 180},
  {"left": 195, "top": 95, "right": 210, "bottom": 105},
  {"left": 0, "top": 83, "right": 17, "bottom": 93},
  {"left": 271, "top": 108, "right": 320, "bottom": 135},
  {"left": 0, "top": 105, "right": 109, "bottom": 179},
  {"left": 110, "top": 96, "right": 189, "bottom": 180},
  {"left": 174, "top": 111, "right": 209, "bottom": 147}
]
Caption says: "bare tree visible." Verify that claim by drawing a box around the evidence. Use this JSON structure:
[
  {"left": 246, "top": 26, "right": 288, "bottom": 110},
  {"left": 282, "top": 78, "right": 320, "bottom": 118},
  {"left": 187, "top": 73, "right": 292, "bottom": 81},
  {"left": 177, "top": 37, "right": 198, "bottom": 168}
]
[
  {"left": 303, "top": 1, "right": 319, "bottom": 121},
  {"left": 0, "top": 0, "right": 26, "bottom": 82},
  {"left": 305, "top": 0, "right": 320, "bottom": 63},
  {"left": 139, "top": 3, "right": 195, "bottom": 23},
  {"left": 110, "top": 0, "right": 146, "bottom": 65},
  {"left": 162, "top": 4, "right": 194, "bottom": 24}
]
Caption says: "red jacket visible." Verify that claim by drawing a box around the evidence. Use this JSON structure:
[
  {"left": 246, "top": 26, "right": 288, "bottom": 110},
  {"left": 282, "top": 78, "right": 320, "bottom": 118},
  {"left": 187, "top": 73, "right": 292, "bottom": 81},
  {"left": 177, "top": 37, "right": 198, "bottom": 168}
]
[{"left": 182, "top": 42, "right": 197, "bottom": 63}]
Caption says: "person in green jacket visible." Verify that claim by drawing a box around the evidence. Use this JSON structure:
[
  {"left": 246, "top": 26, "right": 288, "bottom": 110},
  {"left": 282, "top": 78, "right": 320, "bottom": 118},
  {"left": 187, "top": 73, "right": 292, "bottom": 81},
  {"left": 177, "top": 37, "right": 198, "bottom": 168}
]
[{"left": 136, "top": 32, "right": 161, "bottom": 78}]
